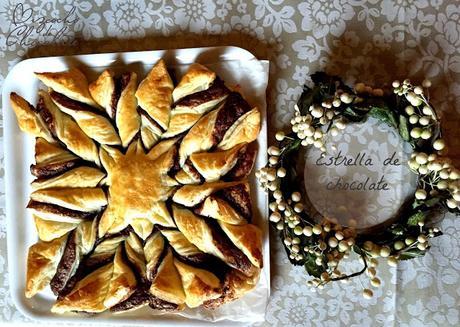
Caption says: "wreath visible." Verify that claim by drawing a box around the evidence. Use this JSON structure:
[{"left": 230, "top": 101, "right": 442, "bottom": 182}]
[{"left": 257, "top": 73, "right": 460, "bottom": 298}]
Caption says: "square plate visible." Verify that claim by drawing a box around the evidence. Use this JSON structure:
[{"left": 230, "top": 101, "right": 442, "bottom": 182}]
[{"left": 2, "top": 46, "right": 269, "bottom": 325}]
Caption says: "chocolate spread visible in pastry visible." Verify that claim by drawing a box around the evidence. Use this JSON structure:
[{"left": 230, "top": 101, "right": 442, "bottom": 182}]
[
  {"left": 212, "top": 92, "right": 251, "bottom": 145},
  {"left": 59, "top": 254, "right": 114, "bottom": 298},
  {"left": 50, "top": 230, "right": 78, "bottom": 295},
  {"left": 37, "top": 95, "right": 56, "bottom": 136},
  {"left": 169, "top": 158, "right": 181, "bottom": 178},
  {"left": 149, "top": 296, "right": 179, "bottom": 312},
  {"left": 215, "top": 184, "right": 252, "bottom": 221},
  {"left": 206, "top": 219, "right": 253, "bottom": 275},
  {"left": 27, "top": 200, "right": 96, "bottom": 220},
  {"left": 111, "top": 73, "right": 131, "bottom": 119},
  {"left": 95, "top": 225, "right": 134, "bottom": 247},
  {"left": 224, "top": 146, "right": 257, "bottom": 181},
  {"left": 203, "top": 285, "right": 231, "bottom": 309},
  {"left": 17, "top": 64, "right": 262, "bottom": 312},
  {"left": 110, "top": 288, "right": 151, "bottom": 312},
  {"left": 121, "top": 242, "right": 148, "bottom": 286},
  {"left": 183, "top": 158, "right": 203, "bottom": 182},
  {"left": 30, "top": 159, "right": 81, "bottom": 178},
  {"left": 172, "top": 249, "right": 229, "bottom": 282},
  {"left": 203, "top": 270, "right": 244, "bottom": 309},
  {"left": 50, "top": 91, "right": 107, "bottom": 117},
  {"left": 138, "top": 107, "right": 164, "bottom": 132},
  {"left": 174, "top": 78, "right": 229, "bottom": 107},
  {"left": 146, "top": 242, "right": 168, "bottom": 282},
  {"left": 111, "top": 243, "right": 178, "bottom": 313},
  {"left": 82, "top": 253, "right": 115, "bottom": 272}
]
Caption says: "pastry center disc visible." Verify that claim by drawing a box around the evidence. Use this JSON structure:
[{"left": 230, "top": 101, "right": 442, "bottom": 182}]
[{"left": 98, "top": 145, "right": 178, "bottom": 236}]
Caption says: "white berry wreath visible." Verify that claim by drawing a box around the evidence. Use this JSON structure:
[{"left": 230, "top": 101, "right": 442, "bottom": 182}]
[{"left": 257, "top": 73, "right": 460, "bottom": 298}]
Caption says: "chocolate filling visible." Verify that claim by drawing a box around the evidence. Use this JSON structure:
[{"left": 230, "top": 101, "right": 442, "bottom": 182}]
[
  {"left": 71, "top": 310, "right": 98, "bottom": 316},
  {"left": 58, "top": 212, "right": 109, "bottom": 298},
  {"left": 203, "top": 270, "right": 241, "bottom": 309},
  {"left": 169, "top": 160, "right": 181, "bottom": 179},
  {"left": 212, "top": 92, "right": 251, "bottom": 145},
  {"left": 27, "top": 200, "right": 96, "bottom": 220},
  {"left": 95, "top": 225, "right": 134, "bottom": 247},
  {"left": 110, "top": 289, "right": 151, "bottom": 312},
  {"left": 50, "top": 91, "right": 108, "bottom": 118},
  {"left": 122, "top": 242, "right": 149, "bottom": 286},
  {"left": 146, "top": 241, "right": 168, "bottom": 282},
  {"left": 50, "top": 230, "right": 77, "bottom": 295},
  {"left": 138, "top": 107, "right": 165, "bottom": 133},
  {"left": 110, "top": 288, "right": 179, "bottom": 313},
  {"left": 172, "top": 249, "right": 229, "bottom": 282},
  {"left": 174, "top": 78, "right": 229, "bottom": 107},
  {"left": 206, "top": 219, "right": 253, "bottom": 276},
  {"left": 59, "top": 254, "right": 114, "bottom": 298},
  {"left": 110, "top": 73, "right": 131, "bottom": 119},
  {"left": 224, "top": 146, "right": 256, "bottom": 181},
  {"left": 166, "top": 146, "right": 181, "bottom": 179},
  {"left": 30, "top": 159, "right": 81, "bottom": 178},
  {"left": 149, "top": 296, "right": 179, "bottom": 312},
  {"left": 182, "top": 158, "right": 203, "bottom": 182},
  {"left": 215, "top": 184, "right": 252, "bottom": 222},
  {"left": 83, "top": 252, "right": 115, "bottom": 270},
  {"left": 36, "top": 95, "right": 56, "bottom": 136},
  {"left": 203, "top": 290, "right": 228, "bottom": 309}
]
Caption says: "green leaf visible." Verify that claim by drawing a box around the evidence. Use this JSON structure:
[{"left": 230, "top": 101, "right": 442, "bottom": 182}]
[
  {"left": 304, "top": 253, "right": 326, "bottom": 278},
  {"left": 342, "top": 107, "right": 367, "bottom": 122},
  {"left": 369, "top": 106, "right": 398, "bottom": 128},
  {"left": 412, "top": 200, "right": 422, "bottom": 209},
  {"left": 399, "top": 248, "right": 425, "bottom": 260},
  {"left": 389, "top": 224, "right": 406, "bottom": 236},
  {"left": 425, "top": 197, "right": 441, "bottom": 207},
  {"left": 298, "top": 73, "right": 351, "bottom": 116},
  {"left": 344, "top": 107, "right": 360, "bottom": 117},
  {"left": 407, "top": 211, "right": 426, "bottom": 226},
  {"left": 399, "top": 115, "right": 410, "bottom": 141},
  {"left": 297, "top": 85, "right": 321, "bottom": 115},
  {"left": 281, "top": 138, "right": 301, "bottom": 158}
]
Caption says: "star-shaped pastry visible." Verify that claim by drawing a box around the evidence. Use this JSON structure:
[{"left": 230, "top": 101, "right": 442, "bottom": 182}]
[
  {"left": 98, "top": 140, "right": 179, "bottom": 237},
  {"left": 12, "top": 60, "right": 264, "bottom": 314}
]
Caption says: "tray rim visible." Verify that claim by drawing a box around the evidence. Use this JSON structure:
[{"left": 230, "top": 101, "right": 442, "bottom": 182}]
[{"left": 2, "top": 45, "right": 270, "bottom": 325}]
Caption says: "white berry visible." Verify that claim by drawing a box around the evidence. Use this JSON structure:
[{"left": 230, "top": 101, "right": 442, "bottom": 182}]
[
  {"left": 275, "top": 131, "right": 285, "bottom": 141},
  {"left": 433, "top": 139, "right": 445, "bottom": 150},
  {"left": 415, "top": 189, "right": 427, "bottom": 200}
]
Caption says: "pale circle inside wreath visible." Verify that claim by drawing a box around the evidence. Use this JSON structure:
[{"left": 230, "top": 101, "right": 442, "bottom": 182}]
[{"left": 303, "top": 117, "right": 418, "bottom": 230}]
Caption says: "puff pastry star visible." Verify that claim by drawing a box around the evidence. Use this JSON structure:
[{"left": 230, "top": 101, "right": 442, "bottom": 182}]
[
  {"left": 98, "top": 141, "right": 179, "bottom": 237},
  {"left": 13, "top": 62, "right": 264, "bottom": 313}
]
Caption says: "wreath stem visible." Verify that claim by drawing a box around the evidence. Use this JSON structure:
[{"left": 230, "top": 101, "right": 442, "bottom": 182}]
[{"left": 330, "top": 248, "right": 368, "bottom": 282}]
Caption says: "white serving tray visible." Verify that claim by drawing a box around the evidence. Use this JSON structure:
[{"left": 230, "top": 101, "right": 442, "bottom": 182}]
[{"left": 2, "top": 46, "right": 269, "bottom": 325}]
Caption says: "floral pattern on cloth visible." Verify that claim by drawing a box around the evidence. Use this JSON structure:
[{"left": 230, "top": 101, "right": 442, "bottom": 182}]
[{"left": 0, "top": 0, "right": 459, "bottom": 326}]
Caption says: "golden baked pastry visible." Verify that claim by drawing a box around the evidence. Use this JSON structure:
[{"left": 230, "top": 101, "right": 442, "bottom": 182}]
[
  {"left": 177, "top": 92, "right": 260, "bottom": 166},
  {"left": 163, "top": 63, "right": 230, "bottom": 138},
  {"left": 36, "top": 90, "right": 100, "bottom": 164},
  {"left": 25, "top": 234, "right": 68, "bottom": 298},
  {"left": 89, "top": 70, "right": 140, "bottom": 147},
  {"left": 11, "top": 60, "right": 263, "bottom": 315},
  {"left": 9, "top": 93, "right": 54, "bottom": 142},
  {"left": 35, "top": 68, "right": 98, "bottom": 107},
  {"left": 137, "top": 61, "right": 173, "bottom": 127}
]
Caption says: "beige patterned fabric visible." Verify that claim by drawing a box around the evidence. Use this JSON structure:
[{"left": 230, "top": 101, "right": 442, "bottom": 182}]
[{"left": 0, "top": 0, "right": 459, "bottom": 325}]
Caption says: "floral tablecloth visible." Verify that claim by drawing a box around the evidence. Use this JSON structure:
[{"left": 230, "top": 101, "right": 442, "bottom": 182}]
[{"left": 0, "top": 0, "right": 459, "bottom": 326}]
